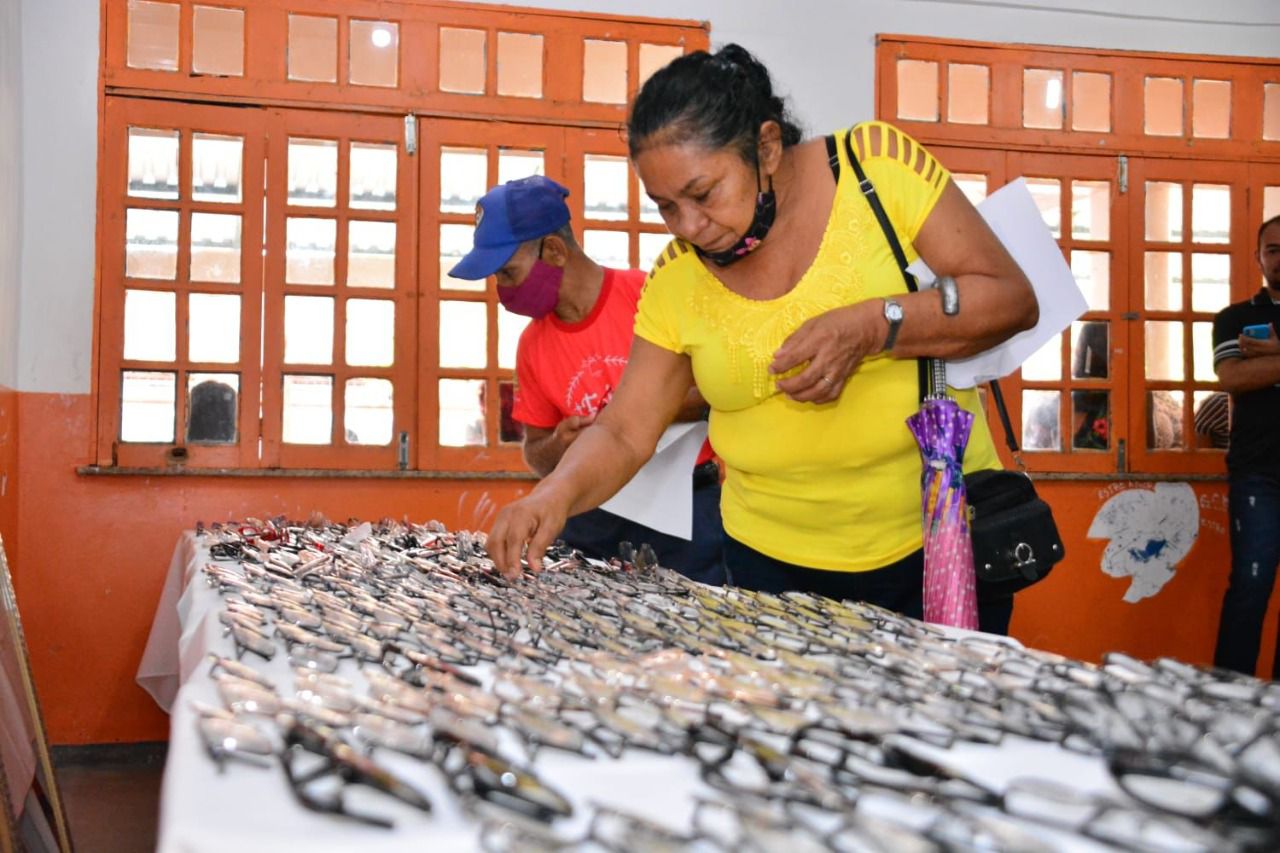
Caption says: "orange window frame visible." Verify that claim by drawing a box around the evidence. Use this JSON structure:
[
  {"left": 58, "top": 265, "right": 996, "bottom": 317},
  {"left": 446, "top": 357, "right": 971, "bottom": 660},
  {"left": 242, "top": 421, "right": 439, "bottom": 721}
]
[
  {"left": 94, "top": 0, "right": 708, "bottom": 472},
  {"left": 878, "top": 36, "right": 1280, "bottom": 476}
]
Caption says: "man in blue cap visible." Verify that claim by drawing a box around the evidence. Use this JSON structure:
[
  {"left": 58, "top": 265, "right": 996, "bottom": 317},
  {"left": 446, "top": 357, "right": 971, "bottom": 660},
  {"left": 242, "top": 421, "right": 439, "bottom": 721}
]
[{"left": 450, "top": 175, "right": 725, "bottom": 584}]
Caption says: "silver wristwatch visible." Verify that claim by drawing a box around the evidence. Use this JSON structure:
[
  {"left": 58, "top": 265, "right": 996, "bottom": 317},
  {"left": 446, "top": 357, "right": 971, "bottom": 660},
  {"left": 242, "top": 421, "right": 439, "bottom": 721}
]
[{"left": 883, "top": 298, "right": 905, "bottom": 351}]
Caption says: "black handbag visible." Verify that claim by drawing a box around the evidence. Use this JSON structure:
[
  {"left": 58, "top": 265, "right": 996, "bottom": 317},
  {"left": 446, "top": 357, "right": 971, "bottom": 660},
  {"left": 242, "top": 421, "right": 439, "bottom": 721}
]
[{"left": 841, "top": 133, "right": 1065, "bottom": 598}]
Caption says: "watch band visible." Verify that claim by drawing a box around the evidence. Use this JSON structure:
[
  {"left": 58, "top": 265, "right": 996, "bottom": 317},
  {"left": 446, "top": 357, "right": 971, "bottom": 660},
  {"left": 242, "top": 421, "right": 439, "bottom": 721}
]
[{"left": 938, "top": 275, "right": 960, "bottom": 316}]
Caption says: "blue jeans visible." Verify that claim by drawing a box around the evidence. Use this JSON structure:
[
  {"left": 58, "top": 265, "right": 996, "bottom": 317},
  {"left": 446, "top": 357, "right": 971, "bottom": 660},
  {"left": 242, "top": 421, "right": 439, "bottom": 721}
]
[
  {"left": 1215, "top": 473, "right": 1280, "bottom": 679},
  {"left": 559, "top": 483, "right": 726, "bottom": 586},
  {"left": 724, "top": 537, "right": 1014, "bottom": 635}
]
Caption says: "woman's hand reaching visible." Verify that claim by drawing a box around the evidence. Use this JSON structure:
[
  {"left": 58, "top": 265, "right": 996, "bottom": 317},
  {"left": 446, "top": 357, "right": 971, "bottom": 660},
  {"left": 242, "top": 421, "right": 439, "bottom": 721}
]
[{"left": 486, "top": 488, "right": 572, "bottom": 579}]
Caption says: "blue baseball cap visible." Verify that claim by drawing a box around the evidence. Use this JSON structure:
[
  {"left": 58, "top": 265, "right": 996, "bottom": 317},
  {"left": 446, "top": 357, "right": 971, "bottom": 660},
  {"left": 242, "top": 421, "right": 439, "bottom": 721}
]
[{"left": 448, "top": 175, "right": 571, "bottom": 280}]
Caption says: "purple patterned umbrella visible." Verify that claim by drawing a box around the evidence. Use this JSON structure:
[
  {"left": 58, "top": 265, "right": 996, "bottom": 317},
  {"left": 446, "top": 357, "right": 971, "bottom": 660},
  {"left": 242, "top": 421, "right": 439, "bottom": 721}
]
[{"left": 907, "top": 381, "right": 979, "bottom": 630}]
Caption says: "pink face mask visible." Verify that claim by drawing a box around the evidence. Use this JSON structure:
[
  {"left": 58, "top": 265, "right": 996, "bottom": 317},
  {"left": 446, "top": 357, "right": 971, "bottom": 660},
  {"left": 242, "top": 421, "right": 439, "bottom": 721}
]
[{"left": 497, "top": 254, "right": 564, "bottom": 319}]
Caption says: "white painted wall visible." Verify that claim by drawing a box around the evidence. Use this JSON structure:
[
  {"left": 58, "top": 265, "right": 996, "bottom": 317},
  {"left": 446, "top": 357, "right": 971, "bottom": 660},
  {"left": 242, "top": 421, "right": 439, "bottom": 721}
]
[
  {"left": 0, "top": 0, "right": 22, "bottom": 390},
  {"left": 16, "top": 0, "right": 1280, "bottom": 394}
]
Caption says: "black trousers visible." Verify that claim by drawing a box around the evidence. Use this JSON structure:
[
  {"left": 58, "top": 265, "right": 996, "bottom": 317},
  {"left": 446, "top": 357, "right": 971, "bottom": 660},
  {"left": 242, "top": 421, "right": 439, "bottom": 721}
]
[{"left": 723, "top": 536, "right": 1014, "bottom": 636}]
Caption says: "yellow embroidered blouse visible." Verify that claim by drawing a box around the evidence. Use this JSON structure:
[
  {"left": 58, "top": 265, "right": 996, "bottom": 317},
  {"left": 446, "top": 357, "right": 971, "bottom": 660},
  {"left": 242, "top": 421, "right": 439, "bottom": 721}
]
[{"left": 634, "top": 121, "right": 1000, "bottom": 572}]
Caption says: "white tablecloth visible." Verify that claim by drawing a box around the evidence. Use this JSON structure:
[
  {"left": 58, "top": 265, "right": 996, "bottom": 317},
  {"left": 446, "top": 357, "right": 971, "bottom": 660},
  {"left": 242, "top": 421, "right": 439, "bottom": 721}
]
[{"left": 137, "top": 533, "right": 1121, "bottom": 852}]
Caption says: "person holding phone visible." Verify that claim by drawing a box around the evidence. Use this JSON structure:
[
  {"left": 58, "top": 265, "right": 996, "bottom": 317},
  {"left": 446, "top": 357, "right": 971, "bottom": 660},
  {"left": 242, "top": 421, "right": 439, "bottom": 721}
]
[{"left": 1210, "top": 213, "right": 1280, "bottom": 679}]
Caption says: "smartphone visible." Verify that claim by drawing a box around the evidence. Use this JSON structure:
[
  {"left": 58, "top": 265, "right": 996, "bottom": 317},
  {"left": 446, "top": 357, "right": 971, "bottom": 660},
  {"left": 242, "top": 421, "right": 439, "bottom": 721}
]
[{"left": 1243, "top": 323, "right": 1273, "bottom": 340}]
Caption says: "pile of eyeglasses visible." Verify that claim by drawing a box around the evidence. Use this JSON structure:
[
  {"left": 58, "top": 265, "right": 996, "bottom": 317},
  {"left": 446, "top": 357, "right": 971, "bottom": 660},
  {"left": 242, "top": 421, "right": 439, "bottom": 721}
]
[{"left": 194, "top": 517, "right": 1280, "bottom": 851}]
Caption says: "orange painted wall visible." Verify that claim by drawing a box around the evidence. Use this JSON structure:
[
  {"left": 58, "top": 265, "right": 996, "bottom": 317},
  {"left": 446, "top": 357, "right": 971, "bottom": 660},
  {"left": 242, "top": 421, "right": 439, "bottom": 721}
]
[
  {"left": 0, "top": 385, "right": 16, "bottom": 571},
  {"left": 11, "top": 391, "right": 1278, "bottom": 745}
]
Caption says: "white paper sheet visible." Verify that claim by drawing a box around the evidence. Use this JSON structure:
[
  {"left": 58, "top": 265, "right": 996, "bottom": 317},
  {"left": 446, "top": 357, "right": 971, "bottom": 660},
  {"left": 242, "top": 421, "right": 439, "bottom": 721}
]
[
  {"left": 598, "top": 421, "right": 709, "bottom": 540},
  {"left": 907, "top": 177, "right": 1089, "bottom": 389}
]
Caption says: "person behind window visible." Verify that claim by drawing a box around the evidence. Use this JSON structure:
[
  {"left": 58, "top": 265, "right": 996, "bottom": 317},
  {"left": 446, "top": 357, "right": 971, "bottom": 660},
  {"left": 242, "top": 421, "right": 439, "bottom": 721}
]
[
  {"left": 486, "top": 45, "right": 1037, "bottom": 633},
  {"left": 448, "top": 175, "right": 726, "bottom": 585},
  {"left": 1210, "top": 213, "right": 1280, "bottom": 679},
  {"left": 1193, "top": 391, "right": 1230, "bottom": 450},
  {"left": 187, "top": 379, "right": 236, "bottom": 443}
]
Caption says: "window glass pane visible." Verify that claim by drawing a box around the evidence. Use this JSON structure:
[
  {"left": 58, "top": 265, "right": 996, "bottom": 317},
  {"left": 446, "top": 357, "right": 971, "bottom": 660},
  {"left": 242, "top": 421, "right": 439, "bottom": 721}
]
[
  {"left": 1022, "top": 390, "right": 1060, "bottom": 451},
  {"left": 1192, "top": 322, "right": 1216, "bottom": 382},
  {"left": 1192, "top": 184, "right": 1230, "bottom": 244},
  {"left": 951, "top": 173, "right": 987, "bottom": 206},
  {"left": 498, "top": 380, "right": 524, "bottom": 444},
  {"left": 639, "top": 44, "right": 682, "bottom": 89},
  {"left": 187, "top": 373, "right": 238, "bottom": 444},
  {"left": 1072, "top": 321, "right": 1109, "bottom": 379},
  {"left": 127, "top": 1, "right": 179, "bottom": 71},
  {"left": 1024, "top": 178, "right": 1061, "bottom": 238},
  {"left": 350, "top": 142, "right": 397, "bottom": 211},
  {"left": 128, "top": 128, "right": 179, "bottom": 200},
  {"left": 583, "top": 39, "right": 627, "bottom": 104},
  {"left": 1070, "top": 251, "right": 1109, "bottom": 312},
  {"left": 947, "top": 64, "right": 988, "bottom": 125},
  {"left": 123, "top": 289, "right": 176, "bottom": 361},
  {"left": 345, "top": 378, "right": 393, "bottom": 445},
  {"left": 497, "top": 32, "right": 543, "bottom": 98},
  {"left": 1266, "top": 186, "right": 1280, "bottom": 221},
  {"left": 638, "top": 233, "right": 670, "bottom": 273},
  {"left": 439, "top": 378, "right": 486, "bottom": 447},
  {"left": 188, "top": 293, "right": 240, "bottom": 363},
  {"left": 345, "top": 299, "right": 395, "bottom": 367},
  {"left": 441, "top": 148, "right": 487, "bottom": 214},
  {"left": 584, "top": 230, "right": 630, "bottom": 270},
  {"left": 192, "top": 6, "right": 244, "bottom": 77},
  {"left": 283, "top": 375, "right": 333, "bottom": 444},
  {"left": 1145, "top": 182, "right": 1182, "bottom": 242},
  {"left": 121, "top": 371, "right": 176, "bottom": 442},
  {"left": 498, "top": 310, "right": 530, "bottom": 371},
  {"left": 1146, "top": 321, "right": 1185, "bottom": 381},
  {"left": 1072, "top": 390, "right": 1110, "bottom": 450},
  {"left": 286, "top": 218, "right": 336, "bottom": 285},
  {"left": 498, "top": 149, "right": 544, "bottom": 184},
  {"left": 639, "top": 193, "right": 663, "bottom": 224},
  {"left": 1148, "top": 390, "right": 1185, "bottom": 450},
  {"left": 192, "top": 133, "right": 243, "bottom": 204},
  {"left": 440, "top": 224, "right": 484, "bottom": 292},
  {"left": 190, "top": 212, "right": 241, "bottom": 283},
  {"left": 584, "top": 155, "right": 629, "bottom": 221},
  {"left": 1020, "top": 333, "right": 1061, "bottom": 382},
  {"left": 439, "top": 301, "right": 488, "bottom": 368},
  {"left": 1191, "top": 253, "right": 1230, "bottom": 314},
  {"left": 1265, "top": 83, "right": 1280, "bottom": 142},
  {"left": 1144, "top": 252, "right": 1182, "bottom": 311},
  {"left": 1023, "top": 68, "right": 1064, "bottom": 130},
  {"left": 125, "top": 208, "right": 179, "bottom": 280},
  {"left": 349, "top": 20, "right": 398, "bottom": 88},
  {"left": 287, "top": 15, "right": 337, "bottom": 83},
  {"left": 1192, "top": 79, "right": 1231, "bottom": 139},
  {"left": 288, "top": 138, "right": 338, "bottom": 207},
  {"left": 896, "top": 59, "right": 938, "bottom": 122},
  {"left": 1070, "top": 180, "right": 1109, "bottom": 240},
  {"left": 1145, "top": 76, "right": 1183, "bottom": 136},
  {"left": 439, "top": 28, "right": 486, "bottom": 94},
  {"left": 347, "top": 221, "right": 396, "bottom": 289},
  {"left": 1072, "top": 71, "right": 1111, "bottom": 132},
  {"left": 284, "top": 295, "right": 334, "bottom": 364}
]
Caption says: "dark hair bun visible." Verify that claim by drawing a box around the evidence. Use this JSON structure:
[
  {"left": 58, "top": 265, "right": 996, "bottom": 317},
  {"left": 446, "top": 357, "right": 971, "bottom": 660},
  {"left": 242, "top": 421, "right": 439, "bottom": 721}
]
[{"left": 628, "top": 43, "right": 803, "bottom": 162}]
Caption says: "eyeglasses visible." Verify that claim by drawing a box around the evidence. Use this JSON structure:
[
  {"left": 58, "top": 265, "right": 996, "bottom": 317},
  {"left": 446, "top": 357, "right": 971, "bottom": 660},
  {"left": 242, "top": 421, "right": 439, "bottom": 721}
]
[{"left": 280, "top": 718, "right": 433, "bottom": 828}]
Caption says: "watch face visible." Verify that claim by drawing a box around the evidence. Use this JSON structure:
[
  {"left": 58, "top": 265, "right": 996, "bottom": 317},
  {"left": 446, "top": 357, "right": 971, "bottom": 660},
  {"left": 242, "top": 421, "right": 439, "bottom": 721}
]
[{"left": 886, "top": 301, "right": 904, "bottom": 322}]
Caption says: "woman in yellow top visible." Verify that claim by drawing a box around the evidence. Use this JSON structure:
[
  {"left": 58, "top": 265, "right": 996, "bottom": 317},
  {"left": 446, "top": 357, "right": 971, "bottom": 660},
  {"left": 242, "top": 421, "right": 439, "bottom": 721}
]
[{"left": 488, "top": 44, "right": 1037, "bottom": 633}]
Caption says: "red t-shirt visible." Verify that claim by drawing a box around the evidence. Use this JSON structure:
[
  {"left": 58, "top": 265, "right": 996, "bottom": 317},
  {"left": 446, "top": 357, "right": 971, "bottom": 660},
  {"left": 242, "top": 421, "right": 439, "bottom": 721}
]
[{"left": 512, "top": 267, "right": 712, "bottom": 464}]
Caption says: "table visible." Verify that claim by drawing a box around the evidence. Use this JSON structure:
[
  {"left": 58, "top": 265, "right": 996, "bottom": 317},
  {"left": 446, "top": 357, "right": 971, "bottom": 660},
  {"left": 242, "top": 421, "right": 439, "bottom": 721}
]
[{"left": 137, "top": 529, "right": 1247, "bottom": 853}]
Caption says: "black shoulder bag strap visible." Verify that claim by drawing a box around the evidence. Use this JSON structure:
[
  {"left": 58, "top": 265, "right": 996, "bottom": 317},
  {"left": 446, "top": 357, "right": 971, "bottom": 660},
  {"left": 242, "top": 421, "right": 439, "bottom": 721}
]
[{"left": 827, "top": 132, "right": 1021, "bottom": 457}]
